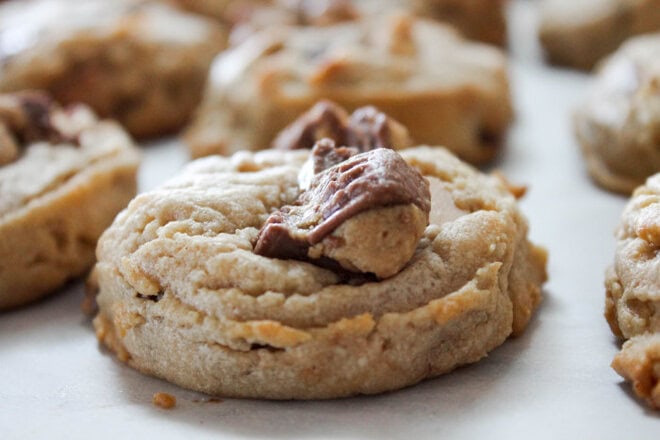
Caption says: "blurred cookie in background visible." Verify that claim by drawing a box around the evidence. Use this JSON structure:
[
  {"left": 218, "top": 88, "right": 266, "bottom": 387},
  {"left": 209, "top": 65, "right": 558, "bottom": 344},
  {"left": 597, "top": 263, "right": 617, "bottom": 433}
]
[
  {"left": 0, "top": 0, "right": 227, "bottom": 139},
  {"left": 574, "top": 33, "right": 660, "bottom": 194},
  {"left": 185, "top": 13, "right": 512, "bottom": 164},
  {"left": 0, "top": 91, "right": 140, "bottom": 310},
  {"left": 539, "top": 0, "right": 660, "bottom": 70}
]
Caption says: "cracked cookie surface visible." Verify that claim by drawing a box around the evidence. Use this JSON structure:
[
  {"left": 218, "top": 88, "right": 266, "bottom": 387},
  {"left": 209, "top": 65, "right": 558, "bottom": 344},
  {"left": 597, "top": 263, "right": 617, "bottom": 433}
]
[
  {"left": 92, "top": 146, "right": 546, "bottom": 399},
  {"left": 605, "top": 173, "right": 660, "bottom": 409}
]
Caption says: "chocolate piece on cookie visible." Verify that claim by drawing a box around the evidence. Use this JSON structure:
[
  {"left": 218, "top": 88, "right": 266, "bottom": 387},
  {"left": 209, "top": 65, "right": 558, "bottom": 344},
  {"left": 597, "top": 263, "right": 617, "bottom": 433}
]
[
  {"left": 0, "top": 0, "right": 226, "bottom": 139},
  {"left": 185, "top": 13, "right": 512, "bottom": 164},
  {"left": 92, "top": 112, "right": 546, "bottom": 398},
  {"left": 0, "top": 91, "right": 140, "bottom": 310},
  {"left": 272, "top": 101, "right": 413, "bottom": 151},
  {"left": 255, "top": 143, "right": 430, "bottom": 278},
  {"left": 574, "top": 33, "right": 660, "bottom": 194},
  {"left": 539, "top": 0, "right": 660, "bottom": 70},
  {"left": 605, "top": 173, "right": 660, "bottom": 409}
]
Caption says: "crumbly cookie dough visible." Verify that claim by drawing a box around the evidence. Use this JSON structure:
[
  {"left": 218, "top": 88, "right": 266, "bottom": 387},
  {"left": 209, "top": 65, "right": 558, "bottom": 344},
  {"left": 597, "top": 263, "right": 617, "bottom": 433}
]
[
  {"left": 539, "top": 0, "right": 660, "bottom": 70},
  {"left": 574, "top": 34, "right": 660, "bottom": 194},
  {"left": 185, "top": 12, "right": 512, "bottom": 164},
  {"left": 605, "top": 173, "right": 660, "bottom": 409},
  {"left": 92, "top": 143, "right": 546, "bottom": 399},
  {"left": 0, "top": 91, "right": 140, "bottom": 310},
  {"left": 0, "top": 0, "right": 226, "bottom": 139}
]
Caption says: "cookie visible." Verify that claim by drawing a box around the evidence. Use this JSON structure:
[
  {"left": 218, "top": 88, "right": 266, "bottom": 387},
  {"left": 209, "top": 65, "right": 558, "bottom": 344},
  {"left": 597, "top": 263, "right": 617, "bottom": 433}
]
[
  {"left": 574, "top": 34, "right": 660, "bottom": 194},
  {"left": 0, "top": 91, "right": 140, "bottom": 310},
  {"left": 185, "top": 12, "right": 512, "bottom": 164},
  {"left": 539, "top": 0, "right": 660, "bottom": 70},
  {"left": 605, "top": 173, "right": 660, "bottom": 409},
  {"left": 230, "top": 0, "right": 507, "bottom": 47},
  {"left": 0, "top": 0, "right": 226, "bottom": 139},
  {"left": 93, "top": 108, "right": 546, "bottom": 399}
]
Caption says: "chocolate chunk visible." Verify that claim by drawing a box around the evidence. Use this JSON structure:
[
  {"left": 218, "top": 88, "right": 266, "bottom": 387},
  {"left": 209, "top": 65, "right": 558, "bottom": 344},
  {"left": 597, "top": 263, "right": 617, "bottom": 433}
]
[
  {"left": 310, "top": 138, "right": 359, "bottom": 174},
  {"left": 254, "top": 146, "right": 430, "bottom": 269},
  {"left": 0, "top": 91, "right": 83, "bottom": 165},
  {"left": 272, "top": 100, "right": 412, "bottom": 151}
]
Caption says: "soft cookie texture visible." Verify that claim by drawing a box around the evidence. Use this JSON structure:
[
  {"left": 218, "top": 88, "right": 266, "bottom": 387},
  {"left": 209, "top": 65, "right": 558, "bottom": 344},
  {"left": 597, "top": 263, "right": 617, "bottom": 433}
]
[
  {"left": 539, "top": 0, "right": 660, "bottom": 70},
  {"left": 92, "top": 146, "right": 547, "bottom": 400},
  {"left": 0, "top": 92, "right": 140, "bottom": 310},
  {"left": 185, "top": 13, "right": 512, "bottom": 164},
  {"left": 605, "top": 173, "right": 660, "bottom": 409},
  {"left": 0, "top": 0, "right": 226, "bottom": 139},
  {"left": 574, "top": 34, "right": 660, "bottom": 194}
]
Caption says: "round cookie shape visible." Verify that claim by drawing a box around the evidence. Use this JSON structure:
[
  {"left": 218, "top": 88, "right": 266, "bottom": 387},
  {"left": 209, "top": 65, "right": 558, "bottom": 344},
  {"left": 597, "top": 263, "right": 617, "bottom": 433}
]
[
  {"left": 605, "top": 173, "right": 660, "bottom": 409},
  {"left": 0, "top": 91, "right": 140, "bottom": 310},
  {"left": 91, "top": 145, "right": 546, "bottom": 399},
  {"left": 539, "top": 0, "right": 660, "bottom": 70},
  {"left": 574, "top": 33, "right": 660, "bottom": 194},
  {"left": 0, "top": 0, "right": 227, "bottom": 139},
  {"left": 185, "top": 12, "right": 512, "bottom": 164}
]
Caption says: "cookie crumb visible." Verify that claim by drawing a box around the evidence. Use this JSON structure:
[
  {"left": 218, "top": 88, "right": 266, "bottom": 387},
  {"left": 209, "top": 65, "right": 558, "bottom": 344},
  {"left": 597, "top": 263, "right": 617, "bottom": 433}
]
[{"left": 152, "top": 392, "right": 176, "bottom": 409}]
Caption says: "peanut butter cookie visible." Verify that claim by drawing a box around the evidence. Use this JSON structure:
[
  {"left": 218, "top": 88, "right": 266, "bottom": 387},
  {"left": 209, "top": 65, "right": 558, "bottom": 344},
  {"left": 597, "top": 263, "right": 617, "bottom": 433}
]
[
  {"left": 93, "top": 108, "right": 545, "bottom": 399},
  {"left": 185, "top": 12, "right": 512, "bottom": 164},
  {"left": 605, "top": 173, "right": 660, "bottom": 409},
  {"left": 0, "top": 91, "right": 140, "bottom": 310},
  {"left": 574, "top": 33, "right": 660, "bottom": 194},
  {"left": 539, "top": 0, "right": 660, "bottom": 70},
  {"left": 0, "top": 0, "right": 226, "bottom": 139}
]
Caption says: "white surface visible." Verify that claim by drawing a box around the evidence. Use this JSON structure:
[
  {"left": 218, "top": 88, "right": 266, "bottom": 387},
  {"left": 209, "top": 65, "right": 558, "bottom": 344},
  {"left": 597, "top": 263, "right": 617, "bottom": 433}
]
[{"left": 1, "top": 1, "right": 658, "bottom": 438}]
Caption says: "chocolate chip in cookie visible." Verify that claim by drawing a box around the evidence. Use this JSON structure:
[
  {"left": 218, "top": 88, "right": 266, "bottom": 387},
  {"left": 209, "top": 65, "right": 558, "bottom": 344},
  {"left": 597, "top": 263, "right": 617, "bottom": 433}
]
[{"left": 0, "top": 91, "right": 92, "bottom": 165}]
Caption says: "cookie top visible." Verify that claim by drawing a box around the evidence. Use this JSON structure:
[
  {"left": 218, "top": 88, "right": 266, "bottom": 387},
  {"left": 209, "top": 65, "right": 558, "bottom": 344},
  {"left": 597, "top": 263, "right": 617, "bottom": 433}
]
[
  {"left": 605, "top": 172, "right": 660, "bottom": 339},
  {"left": 0, "top": 91, "right": 138, "bottom": 220},
  {"left": 574, "top": 33, "right": 660, "bottom": 193},
  {"left": 186, "top": 12, "right": 510, "bottom": 158}
]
